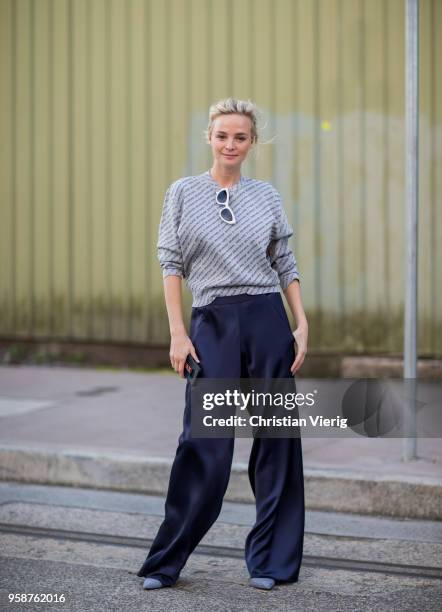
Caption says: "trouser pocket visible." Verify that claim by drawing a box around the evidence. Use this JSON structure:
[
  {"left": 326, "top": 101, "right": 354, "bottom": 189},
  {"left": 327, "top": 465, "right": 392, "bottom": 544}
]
[{"left": 266, "top": 293, "right": 293, "bottom": 336}]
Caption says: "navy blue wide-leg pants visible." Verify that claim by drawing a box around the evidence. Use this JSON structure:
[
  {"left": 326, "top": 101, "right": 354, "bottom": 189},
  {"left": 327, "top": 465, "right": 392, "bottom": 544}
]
[{"left": 136, "top": 292, "right": 305, "bottom": 586}]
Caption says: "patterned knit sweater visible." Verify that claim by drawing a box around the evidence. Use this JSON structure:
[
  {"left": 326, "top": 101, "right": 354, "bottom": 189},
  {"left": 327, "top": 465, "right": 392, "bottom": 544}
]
[{"left": 157, "top": 169, "right": 300, "bottom": 307}]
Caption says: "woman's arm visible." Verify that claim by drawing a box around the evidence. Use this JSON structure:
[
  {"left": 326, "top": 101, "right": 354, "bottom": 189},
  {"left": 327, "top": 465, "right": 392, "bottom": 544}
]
[
  {"left": 283, "top": 279, "right": 308, "bottom": 374},
  {"left": 163, "top": 275, "right": 200, "bottom": 378},
  {"left": 164, "top": 274, "right": 187, "bottom": 336},
  {"left": 157, "top": 180, "right": 199, "bottom": 377}
]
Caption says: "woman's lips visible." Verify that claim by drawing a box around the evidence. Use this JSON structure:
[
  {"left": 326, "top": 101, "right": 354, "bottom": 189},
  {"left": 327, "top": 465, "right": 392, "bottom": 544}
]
[{"left": 223, "top": 154, "right": 237, "bottom": 158}]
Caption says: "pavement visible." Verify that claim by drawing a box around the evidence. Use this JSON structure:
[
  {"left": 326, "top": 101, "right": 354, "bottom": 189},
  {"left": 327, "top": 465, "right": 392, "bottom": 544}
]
[
  {"left": 0, "top": 365, "right": 441, "bottom": 611},
  {"left": 0, "top": 365, "right": 441, "bottom": 520},
  {"left": 0, "top": 481, "right": 439, "bottom": 611}
]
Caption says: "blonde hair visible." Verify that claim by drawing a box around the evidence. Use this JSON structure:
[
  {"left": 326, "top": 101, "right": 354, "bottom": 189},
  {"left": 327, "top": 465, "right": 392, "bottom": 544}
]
[{"left": 203, "top": 97, "right": 267, "bottom": 146}]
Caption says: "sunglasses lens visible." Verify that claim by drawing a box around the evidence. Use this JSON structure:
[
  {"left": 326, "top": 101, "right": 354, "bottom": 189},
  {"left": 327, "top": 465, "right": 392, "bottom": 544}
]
[
  {"left": 217, "top": 189, "right": 228, "bottom": 204},
  {"left": 220, "top": 208, "right": 233, "bottom": 222}
]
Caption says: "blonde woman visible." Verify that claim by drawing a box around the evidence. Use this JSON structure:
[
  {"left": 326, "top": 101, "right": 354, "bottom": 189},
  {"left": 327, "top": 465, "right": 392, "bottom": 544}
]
[{"left": 137, "top": 98, "right": 308, "bottom": 591}]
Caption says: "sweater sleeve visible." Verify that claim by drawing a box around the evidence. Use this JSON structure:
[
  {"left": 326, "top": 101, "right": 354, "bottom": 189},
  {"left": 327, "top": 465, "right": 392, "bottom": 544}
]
[
  {"left": 157, "top": 180, "right": 185, "bottom": 279},
  {"left": 267, "top": 189, "right": 300, "bottom": 290}
]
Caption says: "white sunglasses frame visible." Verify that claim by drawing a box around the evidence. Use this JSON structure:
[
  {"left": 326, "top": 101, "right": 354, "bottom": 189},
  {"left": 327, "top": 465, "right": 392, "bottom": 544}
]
[{"left": 215, "top": 187, "right": 236, "bottom": 225}]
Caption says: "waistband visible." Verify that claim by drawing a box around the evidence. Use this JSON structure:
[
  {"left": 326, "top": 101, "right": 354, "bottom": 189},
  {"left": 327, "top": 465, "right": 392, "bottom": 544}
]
[{"left": 195, "top": 292, "right": 278, "bottom": 307}]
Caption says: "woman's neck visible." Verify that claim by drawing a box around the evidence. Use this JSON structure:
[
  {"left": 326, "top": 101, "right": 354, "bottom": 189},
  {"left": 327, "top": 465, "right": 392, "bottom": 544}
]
[{"left": 209, "top": 164, "right": 242, "bottom": 188}]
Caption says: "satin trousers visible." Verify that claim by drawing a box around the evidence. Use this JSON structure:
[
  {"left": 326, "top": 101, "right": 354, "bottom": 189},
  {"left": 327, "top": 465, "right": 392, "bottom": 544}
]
[{"left": 136, "top": 291, "right": 305, "bottom": 585}]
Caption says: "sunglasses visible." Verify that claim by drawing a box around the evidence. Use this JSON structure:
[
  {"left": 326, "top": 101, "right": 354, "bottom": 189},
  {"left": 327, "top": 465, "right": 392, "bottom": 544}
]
[{"left": 216, "top": 188, "right": 236, "bottom": 225}]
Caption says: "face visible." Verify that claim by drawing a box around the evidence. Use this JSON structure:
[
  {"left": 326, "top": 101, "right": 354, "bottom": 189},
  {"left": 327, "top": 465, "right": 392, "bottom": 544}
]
[{"left": 209, "top": 113, "right": 254, "bottom": 170}]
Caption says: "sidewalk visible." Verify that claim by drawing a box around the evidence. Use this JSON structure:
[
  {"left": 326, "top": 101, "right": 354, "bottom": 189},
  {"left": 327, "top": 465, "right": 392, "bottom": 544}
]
[{"left": 0, "top": 365, "right": 440, "bottom": 519}]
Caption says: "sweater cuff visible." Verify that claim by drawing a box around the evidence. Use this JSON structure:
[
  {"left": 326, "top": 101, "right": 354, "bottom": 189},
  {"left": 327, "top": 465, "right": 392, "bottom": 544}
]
[
  {"left": 279, "top": 272, "right": 300, "bottom": 290},
  {"left": 163, "top": 267, "right": 184, "bottom": 279}
]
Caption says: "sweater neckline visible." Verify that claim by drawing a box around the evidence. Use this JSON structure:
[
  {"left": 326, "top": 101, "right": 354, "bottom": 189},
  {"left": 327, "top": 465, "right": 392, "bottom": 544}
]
[{"left": 203, "top": 169, "right": 246, "bottom": 193}]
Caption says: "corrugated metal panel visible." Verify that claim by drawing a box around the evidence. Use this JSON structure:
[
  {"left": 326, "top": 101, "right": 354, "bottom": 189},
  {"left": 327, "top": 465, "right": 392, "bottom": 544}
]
[{"left": 0, "top": 0, "right": 440, "bottom": 354}]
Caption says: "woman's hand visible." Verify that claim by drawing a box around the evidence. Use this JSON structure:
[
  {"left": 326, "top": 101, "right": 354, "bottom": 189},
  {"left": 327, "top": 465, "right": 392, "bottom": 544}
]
[
  {"left": 290, "top": 324, "right": 308, "bottom": 375},
  {"left": 170, "top": 330, "right": 200, "bottom": 378}
]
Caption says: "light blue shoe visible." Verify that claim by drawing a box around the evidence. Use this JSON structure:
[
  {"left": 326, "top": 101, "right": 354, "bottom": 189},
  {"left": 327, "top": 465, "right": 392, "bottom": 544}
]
[
  {"left": 249, "top": 577, "right": 275, "bottom": 590},
  {"left": 142, "top": 577, "right": 164, "bottom": 590}
]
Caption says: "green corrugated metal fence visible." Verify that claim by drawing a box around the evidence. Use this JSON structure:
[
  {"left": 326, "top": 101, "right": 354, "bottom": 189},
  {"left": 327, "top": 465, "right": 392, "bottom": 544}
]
[{"left": 0, "top": 0, "right": 441, "bottom": 354}]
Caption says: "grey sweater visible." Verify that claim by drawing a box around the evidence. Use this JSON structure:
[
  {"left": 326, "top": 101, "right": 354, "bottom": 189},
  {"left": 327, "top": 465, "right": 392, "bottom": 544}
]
[{"left": 157, "top": 170, "right": 300, "bottom": 307}]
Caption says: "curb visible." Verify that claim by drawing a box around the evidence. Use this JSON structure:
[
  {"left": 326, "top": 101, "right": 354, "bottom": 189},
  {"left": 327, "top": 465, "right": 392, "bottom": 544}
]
[{"left": 0, "top": 445, "right": 440, "bottom": 521}]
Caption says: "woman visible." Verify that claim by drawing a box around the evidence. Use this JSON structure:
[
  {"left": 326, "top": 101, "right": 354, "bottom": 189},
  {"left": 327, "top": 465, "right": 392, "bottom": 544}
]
[{"left": 137, "top": 97, "right": 308, "bottom": 591}]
